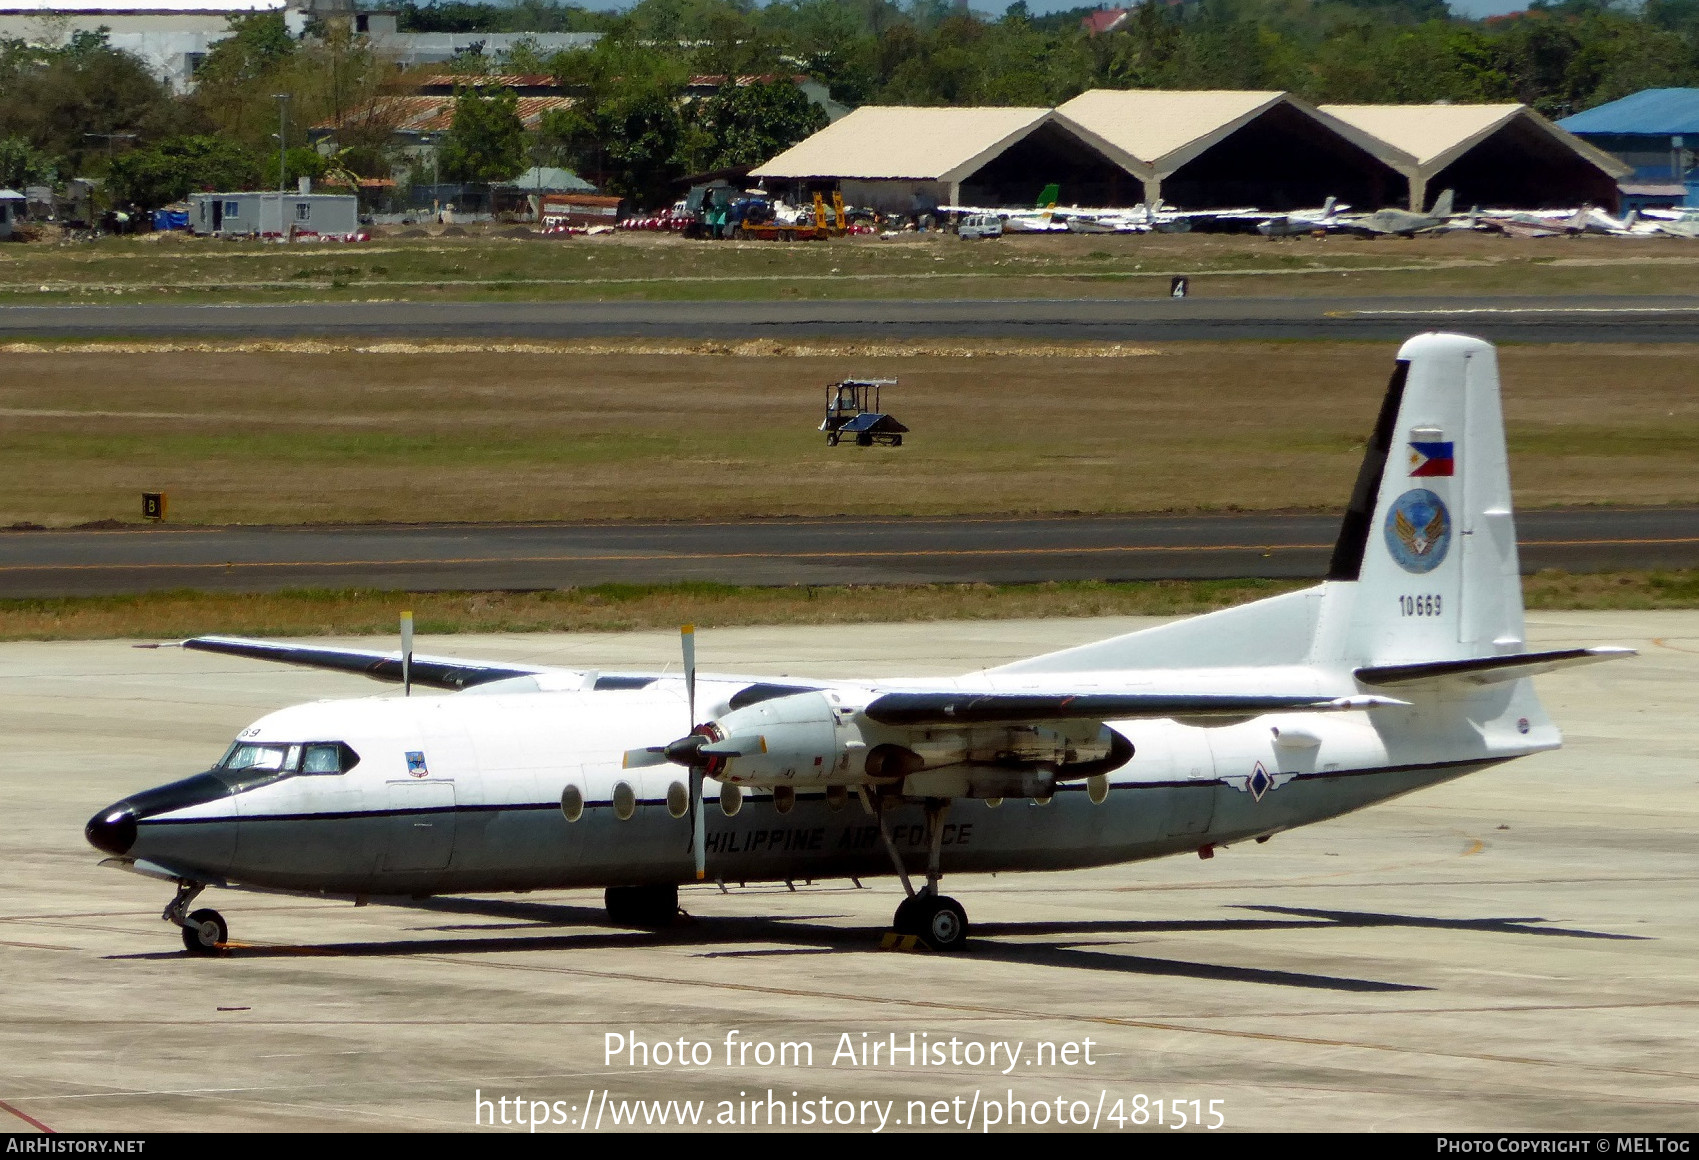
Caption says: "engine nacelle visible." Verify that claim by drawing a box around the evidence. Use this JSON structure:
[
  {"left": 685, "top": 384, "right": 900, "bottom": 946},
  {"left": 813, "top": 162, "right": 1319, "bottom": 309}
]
[
  {"left": 707, "top": 690, "right": 1133, "bottom": 794},
  {"left": 710, "top": 691, "right": 859, "bottom": 787}
]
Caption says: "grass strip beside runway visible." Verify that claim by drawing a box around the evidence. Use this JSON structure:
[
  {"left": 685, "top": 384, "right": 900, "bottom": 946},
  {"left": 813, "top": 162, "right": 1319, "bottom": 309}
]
[
  {"left": 0, "top": 571, "right": 1691, "bottom": 641},
  {"left": 6, "top": 231, "right": 1699, "bottom": 303},
  {"left": 4, "top": 343, "right": 1698, "bottom": 527}
]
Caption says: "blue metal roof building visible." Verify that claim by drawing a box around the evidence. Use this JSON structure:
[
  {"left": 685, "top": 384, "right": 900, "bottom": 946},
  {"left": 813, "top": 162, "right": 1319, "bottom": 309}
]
[{"left": 1558, "top": 88, "right": 1699, "bottom": 207}]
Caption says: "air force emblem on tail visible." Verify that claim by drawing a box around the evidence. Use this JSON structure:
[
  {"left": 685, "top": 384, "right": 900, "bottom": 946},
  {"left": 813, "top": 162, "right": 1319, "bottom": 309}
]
[{"left": 1386, "top": 488, "right": 1451, "bottom": 574}]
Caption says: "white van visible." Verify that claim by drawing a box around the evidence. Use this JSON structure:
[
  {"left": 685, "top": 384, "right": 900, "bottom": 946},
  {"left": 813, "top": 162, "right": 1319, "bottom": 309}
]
[{"left": 957, "top": 213, "right": 1004, "bottom": 239}]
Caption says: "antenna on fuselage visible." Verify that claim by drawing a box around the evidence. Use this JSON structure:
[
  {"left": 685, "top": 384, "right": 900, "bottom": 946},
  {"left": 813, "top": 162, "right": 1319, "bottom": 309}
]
[{"left": 400, "top": 610, "right": 414, "bottom": 696}]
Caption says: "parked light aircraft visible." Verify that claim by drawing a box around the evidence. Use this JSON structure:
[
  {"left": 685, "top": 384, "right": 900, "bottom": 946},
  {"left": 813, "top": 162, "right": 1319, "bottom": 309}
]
[
  {"left": 85, "top": 333, "right": 1631, "bottom": 955},
  {"left": 1251, "top": 197, "right": 1347, "bottom": 237},
  {"left": 1342, "top": 188, "right": 1457, "bottom": 236}
]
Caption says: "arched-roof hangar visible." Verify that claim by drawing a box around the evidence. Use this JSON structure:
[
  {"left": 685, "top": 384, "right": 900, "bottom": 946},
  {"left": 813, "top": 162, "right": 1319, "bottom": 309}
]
[
  {"left": 750, "top": 106, "right": 1139, "bottom": 213},
  {"left": 1320, "top": 104, "right": 1629, "bottom": 211},
  {"left": 1055, "top": 90, "right": 1411, "bottom": 210}
]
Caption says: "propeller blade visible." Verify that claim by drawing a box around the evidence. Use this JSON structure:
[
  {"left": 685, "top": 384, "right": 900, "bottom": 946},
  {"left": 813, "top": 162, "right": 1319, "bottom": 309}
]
[
  {"left": 680, "top": 624, "right": 704, "bottom": 880},
  {"left": 621, "top": 747, "right": 670, "bottom": 769},
  {"left": 682, "top": 624, "right": 696, "bottom": 719},
  {"left": 699, "top": 734, "right": 766, "bottom": 757},
  {"left": 691, "top": 767, "right": 705, "bottom": 880}
]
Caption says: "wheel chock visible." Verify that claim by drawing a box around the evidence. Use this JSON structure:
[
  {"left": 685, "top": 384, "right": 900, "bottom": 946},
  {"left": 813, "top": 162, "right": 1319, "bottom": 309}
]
[{"left": 878, "top": 932, "right": 927, "bottom": 952}]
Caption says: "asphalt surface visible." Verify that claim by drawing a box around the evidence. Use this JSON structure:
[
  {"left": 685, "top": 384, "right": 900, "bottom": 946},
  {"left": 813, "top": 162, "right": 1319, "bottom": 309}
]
[
  {"left": 4, "top": 613, "right": 1693, "bottom": 1130},
  {"left": 4, "top": 508, "right": 1696, "bottom": 596},
  {"left": 10, "top": 295, "right": 1699, "bottom": 342}
]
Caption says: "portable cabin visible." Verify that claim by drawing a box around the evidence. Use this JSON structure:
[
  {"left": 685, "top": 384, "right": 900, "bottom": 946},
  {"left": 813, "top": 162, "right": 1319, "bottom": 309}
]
[{"left": 189, "top": 191, "right": 360, "bottom": 238}]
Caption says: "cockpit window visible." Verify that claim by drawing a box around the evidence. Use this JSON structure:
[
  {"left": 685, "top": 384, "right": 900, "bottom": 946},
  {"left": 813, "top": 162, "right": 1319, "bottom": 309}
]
[
  {"left": 221, "top": 742, "right": 297, "bottom": 771},
  {"left": 302, "top": 743, "right": 358, "bottom": 774},
  {"left": 218, "top": 741, "right": 359, "bottom": 777}
]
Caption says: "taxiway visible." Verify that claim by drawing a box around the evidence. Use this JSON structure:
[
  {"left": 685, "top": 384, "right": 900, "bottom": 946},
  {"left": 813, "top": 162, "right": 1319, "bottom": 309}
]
[
  {"left": 0, "top": 612, "right": 1693, "bottom": 1131},
  {"left": 4, "top": 507, "right": 1698, "bottom": 596},
  {"left": 8, "top": 295, "right": 1699, "bottom": 343}
]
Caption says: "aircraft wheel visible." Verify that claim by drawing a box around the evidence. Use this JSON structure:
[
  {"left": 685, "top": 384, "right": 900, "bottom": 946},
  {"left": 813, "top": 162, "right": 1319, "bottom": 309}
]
[
  {"left": 605, "top": 884, "right": 679, "bottom": 928},
  {"left": 919, "top": 896, "right": 968, "bottom": 951},
  {"left": 891, "top": 895, "right": 969, "bottom": 951},
  {"left": 855, "top": 432, "right": 873, "bottom": 446},
  {"left": 180, "top": 908, "right": 227, "bottom": 955},
  {"left": 890, "top": 435, "right": 903, "bottom": 447},
  {"left": 891, "top": 893, "right": 927, "bottom": 935}
]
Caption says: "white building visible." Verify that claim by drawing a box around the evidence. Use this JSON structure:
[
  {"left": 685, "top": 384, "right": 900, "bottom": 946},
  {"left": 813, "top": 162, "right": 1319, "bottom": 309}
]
[
  {"left": 0, "top": 1, "right": 600, "bottom": 90},
  {"left": 187, "top": 189, "right": 358, "bottom": 236},
  {"left": 0, "top": 0, "right": 298, "bottom": 89}
]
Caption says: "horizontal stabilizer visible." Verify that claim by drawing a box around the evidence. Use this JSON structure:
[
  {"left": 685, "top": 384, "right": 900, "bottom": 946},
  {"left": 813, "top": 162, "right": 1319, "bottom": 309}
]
[
  {"left": 182, "top": 636, "right": 546, "bottom": 691},
  {"left": 1355, "top": 646, "right": 1635, "bottom": 688},
  {"left": 862, "top": 691, "right": 1403, "bottom": 727}
]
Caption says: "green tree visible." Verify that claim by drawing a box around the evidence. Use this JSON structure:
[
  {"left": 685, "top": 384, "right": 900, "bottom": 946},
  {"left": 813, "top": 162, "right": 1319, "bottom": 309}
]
[
  {"left": 107, "top": 135, "right": 260, "bottom": 207},
  {"left": 0, "top": 31, "right": 188, "bottom": 174},
  {"left": 262, "top": 145, "right": 328, "bottom": 188},
  {"left": 438, "top": 84, "right": 526, "bottom": 181},
  {"left": 689, "top": 80, "right": 828, "bottom": 170},
  {"left": 0, "top": 137, "right": 58, "bottom": 188},
  {"left": 193, "top": 11, "right": 296, "bottom": 86}
]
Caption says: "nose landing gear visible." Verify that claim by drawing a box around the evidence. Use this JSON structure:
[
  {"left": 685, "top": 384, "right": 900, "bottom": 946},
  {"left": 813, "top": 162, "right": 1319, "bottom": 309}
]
[
  {"left": 164, "top": 880, "right": 227, "bottom": 956},
  {"left": 871, "top": 792, "right": 969, "bottom": 952}
]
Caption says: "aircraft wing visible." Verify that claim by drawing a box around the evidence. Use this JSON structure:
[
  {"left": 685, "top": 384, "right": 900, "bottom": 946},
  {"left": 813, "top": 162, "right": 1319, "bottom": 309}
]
[
  {"left": 861, "top": 690, "right": 1401, "bottom": 726},
  {"left": 179, "top": 635, "right": 551, "bottom": 691}
]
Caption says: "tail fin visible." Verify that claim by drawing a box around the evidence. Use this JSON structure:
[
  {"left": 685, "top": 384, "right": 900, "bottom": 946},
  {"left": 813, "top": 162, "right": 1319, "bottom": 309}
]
[
  {"left": 1312, "top": 332, "right": 1522, "bottom": 665},
  {"left": 1429, "top": 188, "right": 1455, "bottom": 218},
  {"left": 1036, "top": 182, "right": 1059, "bottom": 209},
  {"left": 992, "top": 333, "right": 1524, "bottom": 675}
]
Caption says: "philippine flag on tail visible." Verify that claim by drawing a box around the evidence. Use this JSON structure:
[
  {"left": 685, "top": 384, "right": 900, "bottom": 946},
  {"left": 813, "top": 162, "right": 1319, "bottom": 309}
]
[{"left": 1409, "top": 440, "right": 1455, "bottom": 477}]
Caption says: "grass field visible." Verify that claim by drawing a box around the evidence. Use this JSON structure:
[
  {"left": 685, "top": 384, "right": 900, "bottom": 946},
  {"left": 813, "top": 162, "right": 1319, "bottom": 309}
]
[
  {"left": 1, "top": 339, "right": 1695, "bottom": 527},
  {"left": 0, "top": 570, "right": 1691, "bottom": 641},
  {"left": 5, "top": 228, "right": 1699, "bottom": 302}
]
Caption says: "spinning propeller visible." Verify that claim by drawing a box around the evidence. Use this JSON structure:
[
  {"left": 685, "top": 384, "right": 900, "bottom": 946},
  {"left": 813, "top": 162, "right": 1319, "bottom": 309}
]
[{"left": 621, "top": 626, "right": 761, "bottom": 881}]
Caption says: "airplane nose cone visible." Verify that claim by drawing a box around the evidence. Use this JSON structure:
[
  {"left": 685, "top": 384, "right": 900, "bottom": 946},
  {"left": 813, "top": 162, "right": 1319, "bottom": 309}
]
[{"left": 85, "top": 805, "right": 137, "bottom": 856}]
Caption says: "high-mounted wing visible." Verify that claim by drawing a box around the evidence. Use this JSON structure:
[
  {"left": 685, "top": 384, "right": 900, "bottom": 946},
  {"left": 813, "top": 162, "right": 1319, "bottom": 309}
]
[
  {"left": 1355, "top": 647, "right": 1634, "bottom": 689},
  {"left": 861, "top": 691, "right": 1401, "bottom": 727},
  {"left": 180, "top": 636, "right": 549, "bottom": 691}
]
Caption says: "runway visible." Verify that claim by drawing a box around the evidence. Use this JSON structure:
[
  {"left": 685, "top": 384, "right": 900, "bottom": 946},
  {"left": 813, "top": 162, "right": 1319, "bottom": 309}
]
[
  {"left": 10, "top": 295, "right": 1699, "bottom": 343},
  {"left": 3, "top": 507, "right": 1697, "bottom": 596},
  {"left": 0, "top": 612, "right": 1692, "bottom": 1132}
]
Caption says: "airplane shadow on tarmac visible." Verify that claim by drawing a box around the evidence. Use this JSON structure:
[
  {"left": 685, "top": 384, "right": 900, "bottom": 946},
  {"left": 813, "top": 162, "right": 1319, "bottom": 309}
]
[{"left": 105, "top": 893, "right": 1646, "bottom": 991}]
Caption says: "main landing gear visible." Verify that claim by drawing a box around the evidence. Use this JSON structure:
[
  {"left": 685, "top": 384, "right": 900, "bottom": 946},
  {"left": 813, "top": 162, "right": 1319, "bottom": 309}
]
[
  {"left": 165, "top": 880, "right": 227, "bottom": 956},
  {"left": 605, "top": 884, "right": 680, "bottom": 928},
  {"left": 874, "top": 794, "right": 969, "bottom": 952}
]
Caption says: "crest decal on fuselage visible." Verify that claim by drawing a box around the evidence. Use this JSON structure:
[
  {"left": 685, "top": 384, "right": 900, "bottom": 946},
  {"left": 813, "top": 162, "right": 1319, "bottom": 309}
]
[{"left": 1384, "top": 488, "right": 1451, "bottom": 574}]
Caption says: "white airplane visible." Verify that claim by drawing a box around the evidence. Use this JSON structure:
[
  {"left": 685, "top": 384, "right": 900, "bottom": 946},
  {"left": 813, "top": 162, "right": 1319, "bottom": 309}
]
[
  {"left": 85, "top": 333, "right": 1632, "bottom": 955},
  {"left": 1249, "top": 196, "right": 1349, "bottom": 237}
]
